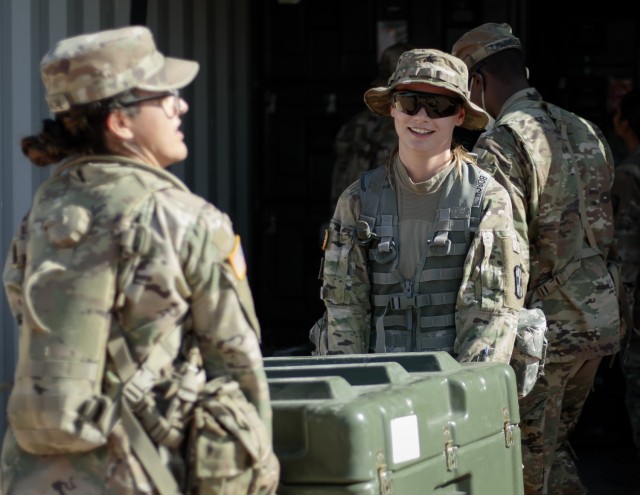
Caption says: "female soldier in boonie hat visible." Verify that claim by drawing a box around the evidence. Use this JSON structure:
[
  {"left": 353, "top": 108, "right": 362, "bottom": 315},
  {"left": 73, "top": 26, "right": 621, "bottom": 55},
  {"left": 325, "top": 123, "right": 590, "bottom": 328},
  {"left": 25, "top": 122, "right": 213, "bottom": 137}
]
[
  {"left": 3, "top": 25, "right": 279, "bottom": 495},
  {"left": 363, "top": 48, "right": 488, "bottom": 130},
  {"left": 311, "top": 48, "right": 525, "bottom": 370}
]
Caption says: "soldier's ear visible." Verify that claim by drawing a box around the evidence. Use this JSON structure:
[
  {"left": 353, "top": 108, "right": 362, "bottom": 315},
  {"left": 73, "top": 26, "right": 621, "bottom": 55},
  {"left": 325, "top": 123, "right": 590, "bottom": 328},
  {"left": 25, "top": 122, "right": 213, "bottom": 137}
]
[{"left": 105, "top": 109, "right": 135, "bottom": 141}]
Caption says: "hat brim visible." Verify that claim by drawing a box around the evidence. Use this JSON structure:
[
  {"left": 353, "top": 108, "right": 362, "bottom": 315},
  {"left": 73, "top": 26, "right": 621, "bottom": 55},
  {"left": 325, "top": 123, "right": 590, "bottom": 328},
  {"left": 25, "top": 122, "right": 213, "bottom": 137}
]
[
  {"left": 137, "top": 56, "right": 200, "bottom": 92},
  {"left": 364, "top": 79, "right": 489, "bottom": 131}
]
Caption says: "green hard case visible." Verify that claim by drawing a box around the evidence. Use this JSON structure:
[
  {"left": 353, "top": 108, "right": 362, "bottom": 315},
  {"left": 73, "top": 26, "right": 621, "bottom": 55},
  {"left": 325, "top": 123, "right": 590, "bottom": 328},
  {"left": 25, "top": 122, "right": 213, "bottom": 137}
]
[{"left": 265, "top": 352, "right": 524, "bottom": 495}]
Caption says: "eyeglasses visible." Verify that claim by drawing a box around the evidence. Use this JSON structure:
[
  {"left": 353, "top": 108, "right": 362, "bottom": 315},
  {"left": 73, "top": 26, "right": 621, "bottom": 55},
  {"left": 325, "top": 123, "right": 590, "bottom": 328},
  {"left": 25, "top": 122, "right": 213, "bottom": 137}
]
[
  {"left": 119, "top": 89, "right": 183, "bottom": 118},
  {"left": 391, "top": 91, "right": 461, "bottom": 118}
]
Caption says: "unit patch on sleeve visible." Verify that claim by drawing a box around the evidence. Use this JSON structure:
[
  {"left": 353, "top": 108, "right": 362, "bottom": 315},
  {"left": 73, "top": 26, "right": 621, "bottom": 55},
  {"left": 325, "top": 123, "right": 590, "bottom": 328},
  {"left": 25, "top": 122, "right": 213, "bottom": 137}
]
[{"left": 227, "top": 235, "right": 247, "bottom": 281}]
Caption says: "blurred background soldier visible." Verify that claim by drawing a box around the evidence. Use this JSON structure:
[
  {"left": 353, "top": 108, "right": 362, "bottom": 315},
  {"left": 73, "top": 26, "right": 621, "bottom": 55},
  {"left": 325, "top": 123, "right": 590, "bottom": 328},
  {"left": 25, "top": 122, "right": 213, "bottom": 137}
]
[
  {"left": 611, "top": 87, "right": 640, "bottom": 461},
  {"left": 453, "top": 23, "right": 621, "bottom": 495},
  {"left": 329, "top": 41, "right": 414, "bottom": 211}
]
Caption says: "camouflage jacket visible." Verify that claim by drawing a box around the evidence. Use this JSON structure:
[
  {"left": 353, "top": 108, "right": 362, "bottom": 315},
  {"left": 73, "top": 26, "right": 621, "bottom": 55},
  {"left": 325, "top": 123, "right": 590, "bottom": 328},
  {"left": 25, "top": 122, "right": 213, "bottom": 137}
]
[
  {"left": 330, "top": 110, "right": 398, "bottom": 210},
  {"left": 2, "top": 156, "right": 272, "bottom": 493},
  {"left": 611, "top": 145, "right": 640, "bottom": 325},
  {"left": 320, "top": 157, "right": 524, "bottom": 364},
  {"left": 473, "top": 88, "right": 620, "bottom": 362}
]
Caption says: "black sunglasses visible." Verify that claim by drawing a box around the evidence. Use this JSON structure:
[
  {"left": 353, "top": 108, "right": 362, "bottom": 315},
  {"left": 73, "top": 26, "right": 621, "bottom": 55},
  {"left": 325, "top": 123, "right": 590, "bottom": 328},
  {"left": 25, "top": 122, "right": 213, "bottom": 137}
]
[{"left": 391, "top": 91, "right": 462, "bottom": 118}]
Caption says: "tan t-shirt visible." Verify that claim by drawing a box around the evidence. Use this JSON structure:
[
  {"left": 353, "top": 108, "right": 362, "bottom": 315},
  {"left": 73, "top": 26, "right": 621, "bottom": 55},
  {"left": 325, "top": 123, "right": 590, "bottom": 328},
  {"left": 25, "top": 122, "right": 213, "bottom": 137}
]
[{"left": 394, "top": 158, "right": 454, "bottom": 279}]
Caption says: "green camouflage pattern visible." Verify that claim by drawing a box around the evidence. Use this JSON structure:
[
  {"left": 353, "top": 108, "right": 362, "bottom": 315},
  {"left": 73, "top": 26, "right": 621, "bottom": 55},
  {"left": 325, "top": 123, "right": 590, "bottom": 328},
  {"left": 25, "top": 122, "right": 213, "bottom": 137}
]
[
  {"left": 473, "top": 88, "right": 620, "bottom": 361},
  {"left": 363, "top": 48, "right": 489, "bottom": 131},
  {"left": 451, "top": 22, "right": 521, "bottom": 71},
  {"left": 319, "top": 157, "right": 523, "bottom": 364},
  {"left": 518, "top": 358, "right": 600, "bottom": 495},
  {"left": 471, "top": 88, "right": 619, "bottom": 495},
  {"left": 611, "top": 145, "right": 640, "bottom": 456},
  {"left": 2, "top": 157, "right": 276, "bottom": 494},
  {"left": 454, "top": 21, "right": 620, "bottom": 494},
  {"left": 330, "top": 111, "right": 396, "bottom": 209},
  {"left": 40, "top": 26, "right": 198, "bottom": 113}
]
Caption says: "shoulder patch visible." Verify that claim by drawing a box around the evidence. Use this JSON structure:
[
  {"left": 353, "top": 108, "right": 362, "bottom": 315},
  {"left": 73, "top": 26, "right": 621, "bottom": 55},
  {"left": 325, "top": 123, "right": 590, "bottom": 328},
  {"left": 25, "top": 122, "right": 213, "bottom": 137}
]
[{"left": 227, "top": 235, "right": 247, "bottom": 281}]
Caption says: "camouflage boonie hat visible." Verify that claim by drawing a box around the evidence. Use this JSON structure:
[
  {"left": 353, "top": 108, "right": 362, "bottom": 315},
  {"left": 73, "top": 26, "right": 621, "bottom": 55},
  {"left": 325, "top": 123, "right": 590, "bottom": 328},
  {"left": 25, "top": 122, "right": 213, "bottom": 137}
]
[
  {"left": 451, "top": 22, "right": 521, "bottom": 70},
  {"left": 41, "top": 25, "right": 200, "bottom": 113},
  {"left": 363, "top": 48, "right": 489, "bottom": 131}
]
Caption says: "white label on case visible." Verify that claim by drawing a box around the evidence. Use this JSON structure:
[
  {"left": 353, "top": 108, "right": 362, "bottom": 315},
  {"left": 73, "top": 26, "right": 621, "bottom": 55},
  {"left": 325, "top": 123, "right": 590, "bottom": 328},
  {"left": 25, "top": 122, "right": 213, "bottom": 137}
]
[{"left": 390, "top": 414, "right": 420, "bottom": 463}]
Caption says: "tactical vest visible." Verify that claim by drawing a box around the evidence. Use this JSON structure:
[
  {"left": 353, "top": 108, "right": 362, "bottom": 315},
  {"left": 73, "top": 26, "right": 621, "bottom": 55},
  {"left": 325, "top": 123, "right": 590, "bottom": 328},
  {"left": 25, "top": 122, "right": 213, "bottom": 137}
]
[{"left": 356, "top": 162, "right": 489, "bottom": 354}]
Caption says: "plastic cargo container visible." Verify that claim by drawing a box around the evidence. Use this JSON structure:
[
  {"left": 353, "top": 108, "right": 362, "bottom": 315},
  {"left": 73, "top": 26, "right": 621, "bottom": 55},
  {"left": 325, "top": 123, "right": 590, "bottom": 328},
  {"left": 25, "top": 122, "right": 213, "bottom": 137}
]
[{"left": 264, "top": 352, "right": 524, "bottom": 495}]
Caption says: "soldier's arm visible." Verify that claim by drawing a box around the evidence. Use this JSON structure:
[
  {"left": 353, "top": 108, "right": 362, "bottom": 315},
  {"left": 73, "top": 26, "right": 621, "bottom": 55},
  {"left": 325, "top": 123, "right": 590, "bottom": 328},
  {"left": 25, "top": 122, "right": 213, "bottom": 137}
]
[
  {"left": 184, "top": 204, "right": 272, "bottom": 426},
  {"left": 320, "top": 183, "right": 371, "bottom": 354},
  {"left": 474, "top": 131, "right": 531, "bottom": 286},
  {"left": 455, "top": 180, "right": 525, "bottom": 363}
]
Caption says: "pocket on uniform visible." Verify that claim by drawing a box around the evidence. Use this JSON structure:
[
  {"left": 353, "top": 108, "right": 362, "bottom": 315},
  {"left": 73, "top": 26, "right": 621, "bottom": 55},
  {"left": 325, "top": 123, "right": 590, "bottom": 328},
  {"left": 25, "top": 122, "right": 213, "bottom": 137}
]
[
  {"left": 510, "top": 308, "right": 548, "bottom": 398},
  {"left": 478, "top": 231, "right": 503, "bottom": 311},
  {"left": 187, "top": 377, "right": 279, "bottom": 494},
  {"left": 321, "top": 230, "right": 354, "bottom": 305}
]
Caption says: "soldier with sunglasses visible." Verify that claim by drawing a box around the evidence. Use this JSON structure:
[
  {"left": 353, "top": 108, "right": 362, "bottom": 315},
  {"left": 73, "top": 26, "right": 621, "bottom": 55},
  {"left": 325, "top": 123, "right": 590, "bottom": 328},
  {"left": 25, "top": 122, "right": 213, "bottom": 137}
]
[
  {"left": 310, "top": 49, "right": 525, "bottom": 368},
  {"left": 453, "top": 23, "right": 622, "bottom": 495}
]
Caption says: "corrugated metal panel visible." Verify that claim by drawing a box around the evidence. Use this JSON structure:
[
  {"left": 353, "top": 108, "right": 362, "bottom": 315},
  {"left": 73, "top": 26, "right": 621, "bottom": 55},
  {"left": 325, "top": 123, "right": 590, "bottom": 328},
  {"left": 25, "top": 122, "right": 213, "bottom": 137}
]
[{"left": 0, "top": 0, "right": 251, "bottom": 440}]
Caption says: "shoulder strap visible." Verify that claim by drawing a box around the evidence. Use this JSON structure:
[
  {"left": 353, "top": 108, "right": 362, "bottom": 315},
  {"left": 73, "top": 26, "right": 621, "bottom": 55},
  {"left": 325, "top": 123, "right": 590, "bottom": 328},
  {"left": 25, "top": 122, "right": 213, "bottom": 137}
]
[
  {"left": 544, "top": 104, "right": 601, "bottom": 254},
  {"left": 435, "top": 162, "right": 489, "bottom": 242},
  {"left": 359, "top": 166, "right": 388, "bottom": 227},
  {"left": 527, "top": 104, "right": 606, "bottom": 303},
  {"left": 357, "top": 166, "right": 398, "bottom": 263},
  {"left": 112, "top": 190, "right": 189, "bottom": 495}
]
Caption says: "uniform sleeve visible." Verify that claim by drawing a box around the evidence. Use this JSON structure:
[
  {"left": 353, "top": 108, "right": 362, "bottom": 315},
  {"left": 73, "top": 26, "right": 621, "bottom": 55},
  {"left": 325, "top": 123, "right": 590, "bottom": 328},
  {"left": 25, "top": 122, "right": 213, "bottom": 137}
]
[
  {"left": 182, "top": 203, "right": 272, "bottom": 428},
  {"left": 455, "top": 180, "right": 525, "bottom": 363},
  {"left": 320, "top": 182, "right": 372, "bottom": 354},
  {"left": 474, "top": 130, "right": 532, "bottom": 288}
]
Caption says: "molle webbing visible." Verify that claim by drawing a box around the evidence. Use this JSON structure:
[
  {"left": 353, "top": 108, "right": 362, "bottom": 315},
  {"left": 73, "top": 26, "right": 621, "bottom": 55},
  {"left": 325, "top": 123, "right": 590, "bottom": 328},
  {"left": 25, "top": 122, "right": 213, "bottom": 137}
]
[{"left": 359, "top": 163, "right": 489, "bottom": 353}]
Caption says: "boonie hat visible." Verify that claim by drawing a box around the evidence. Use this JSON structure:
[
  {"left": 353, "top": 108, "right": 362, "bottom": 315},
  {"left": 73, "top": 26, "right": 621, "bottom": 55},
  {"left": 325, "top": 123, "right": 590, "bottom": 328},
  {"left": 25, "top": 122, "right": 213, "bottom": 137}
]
[
  {"left": 41, "top": 25, "right": 200, "bottom": 113},
  {"left": 451, "top": 22, "right": 521, "bottom": 70},
  {"left": 363, "top": 48, "right": 489, "bottom": 131}
]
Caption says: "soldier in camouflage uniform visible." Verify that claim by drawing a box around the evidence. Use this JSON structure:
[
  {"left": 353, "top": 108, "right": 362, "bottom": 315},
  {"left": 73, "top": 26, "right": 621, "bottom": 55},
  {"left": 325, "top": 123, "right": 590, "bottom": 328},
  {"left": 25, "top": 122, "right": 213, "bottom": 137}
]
[
  {"left": 611, "top": 88, "right": 640, "bottom": 460},
  {"left": 329, "top": 42, "right": 414, "bottom": 211},
  {"left": 311, "top": 48, "right": 525, "bottom": 365},
  {"left": 1, "top": 26, "right": 279, "bottom": 494},
  {"left": 452, "top": 23, "right": 621, "bottom": 495}
]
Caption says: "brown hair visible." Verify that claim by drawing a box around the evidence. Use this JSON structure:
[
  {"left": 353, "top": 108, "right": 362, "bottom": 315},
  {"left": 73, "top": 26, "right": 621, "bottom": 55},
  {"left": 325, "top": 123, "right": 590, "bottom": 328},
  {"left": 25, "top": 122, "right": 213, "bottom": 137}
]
[
  {"left": 21, "top": 93, "right": 138, "bottom": 167},
  {"left": 384, "top": 141, "right": 476, "bottom": 176}
]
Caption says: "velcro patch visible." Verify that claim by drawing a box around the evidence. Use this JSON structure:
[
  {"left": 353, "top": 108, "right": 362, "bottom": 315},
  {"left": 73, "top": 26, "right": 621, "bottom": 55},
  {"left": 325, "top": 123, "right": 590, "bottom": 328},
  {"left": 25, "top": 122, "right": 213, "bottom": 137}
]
[{"left": 227, "top": 235, "right": 247, "bottom": 281}]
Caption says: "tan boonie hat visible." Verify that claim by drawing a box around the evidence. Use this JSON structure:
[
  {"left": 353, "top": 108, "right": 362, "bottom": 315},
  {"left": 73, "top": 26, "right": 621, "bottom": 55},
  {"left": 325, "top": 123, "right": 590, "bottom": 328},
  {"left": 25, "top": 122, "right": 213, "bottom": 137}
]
[
  {"left": 41, "top": 25, "right": 200, "bottom": 113},
  {"left": 451, "top": 22, "right": 521, "bottom": 70},
  {"left": 363, "top": 48, "right": 489, "bottom": 131}
]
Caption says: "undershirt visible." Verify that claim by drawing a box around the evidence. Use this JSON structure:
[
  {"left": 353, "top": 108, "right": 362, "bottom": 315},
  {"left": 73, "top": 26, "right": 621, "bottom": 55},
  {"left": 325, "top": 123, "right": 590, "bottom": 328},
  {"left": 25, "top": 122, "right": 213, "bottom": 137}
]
[{"left": 393, "top": 157, "right": 454, "bottom": 280}]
